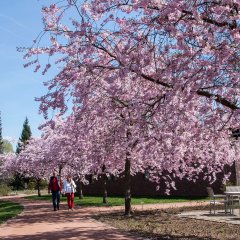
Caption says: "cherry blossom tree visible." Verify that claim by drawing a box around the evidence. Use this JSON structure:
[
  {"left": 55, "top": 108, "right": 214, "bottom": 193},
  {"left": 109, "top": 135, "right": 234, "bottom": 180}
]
[
  {"left": 2, "top": 119, "right": 93, "bottom": 196},
  {"left": 20, "top": 0, "right": 240, "bottom": 215}
]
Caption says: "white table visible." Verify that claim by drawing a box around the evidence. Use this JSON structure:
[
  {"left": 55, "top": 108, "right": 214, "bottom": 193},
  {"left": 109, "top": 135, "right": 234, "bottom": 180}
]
[{"left": 225, "top": 192, "right": 240, "bottom": 215}]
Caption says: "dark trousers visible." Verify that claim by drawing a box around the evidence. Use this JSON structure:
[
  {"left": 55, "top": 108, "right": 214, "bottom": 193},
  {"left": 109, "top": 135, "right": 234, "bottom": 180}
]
[{"left": 52, "top": 191, "right": 60, "bottom": 210}]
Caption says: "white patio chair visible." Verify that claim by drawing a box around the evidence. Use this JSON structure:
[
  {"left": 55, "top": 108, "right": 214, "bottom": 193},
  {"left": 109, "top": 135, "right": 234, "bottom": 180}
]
[{"left": 207, "top": 187, "right": 228, "bottom": 214}]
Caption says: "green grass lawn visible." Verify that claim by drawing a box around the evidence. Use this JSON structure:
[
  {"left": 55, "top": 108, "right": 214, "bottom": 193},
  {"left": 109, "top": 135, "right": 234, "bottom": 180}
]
[
  {"left": 0, "top": 200, "right": 23, "bottom": 224},
  {"left": 26, "top": 194, "right": 207, "bottom": 207}
]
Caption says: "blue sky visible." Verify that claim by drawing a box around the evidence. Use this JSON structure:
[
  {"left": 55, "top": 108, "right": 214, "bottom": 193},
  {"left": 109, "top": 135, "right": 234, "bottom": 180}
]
[{"left": 0, "top": 0, "right": 55, "bottom": 146}]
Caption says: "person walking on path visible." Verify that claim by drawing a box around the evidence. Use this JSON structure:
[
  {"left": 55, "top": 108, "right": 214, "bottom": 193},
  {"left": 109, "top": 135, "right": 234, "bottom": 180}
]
[
  {"left": 63, "top": 174, "right": 76, "bottom": 210},
  {"left": 48, "top": 170, "right": 62, "bottom": 211}
]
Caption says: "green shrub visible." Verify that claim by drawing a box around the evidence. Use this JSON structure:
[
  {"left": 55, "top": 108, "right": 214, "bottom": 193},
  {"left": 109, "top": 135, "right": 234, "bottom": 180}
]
[
  {"left": 27, "top": 180, "right": 36, "bottom": 190},
  {"left": 10, "top": 174, "right": 25, "bottom": 191},
  {"left": 0, "top": 184, "right": 12, "bottom": 196},
  {"left": 27, "top": 179, "right": 48, "bottom": 191},
  {"left": 38, "top": 179, "right": 48, "bottom": 190}
]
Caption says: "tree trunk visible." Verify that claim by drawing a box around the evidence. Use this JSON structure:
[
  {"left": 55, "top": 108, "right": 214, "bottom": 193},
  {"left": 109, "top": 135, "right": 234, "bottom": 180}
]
[
  {"left": 77, "top": 180, "right": 84, "bottom": 199},
  {"left": 58, "top": 166, "right": 62, "bottom": 176},
  {"left": 37, "top": 179, "right": 41, "bottom": 197},
  {"left": 58, "top": 166, "right": 65, "bottom": 197},
  {"left": 102, "top": 164, "right": 108, "bottom": 204},
  {"left": 102, "top": 173, "right": 108, "bottom": 204},
  {"left": 124, "top": 157, "right": 131, "bottom": 216},
  {"left": 234, "top": 140, "right": 240, "bottom": 185}
]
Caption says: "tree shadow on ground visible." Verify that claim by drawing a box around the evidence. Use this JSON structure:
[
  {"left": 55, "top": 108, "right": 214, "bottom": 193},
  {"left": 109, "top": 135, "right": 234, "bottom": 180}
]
[
  {"left": 1, "top": 228, "right": 138, "bottom": 240},
  {"left": 129, "top": 230, "right": 215, "bottom": 240}
]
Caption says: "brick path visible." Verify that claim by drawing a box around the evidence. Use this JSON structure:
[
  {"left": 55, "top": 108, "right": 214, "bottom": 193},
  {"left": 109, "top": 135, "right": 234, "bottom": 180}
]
[{"left": 0, "top": 196, "right": 208, "bottom": 240}]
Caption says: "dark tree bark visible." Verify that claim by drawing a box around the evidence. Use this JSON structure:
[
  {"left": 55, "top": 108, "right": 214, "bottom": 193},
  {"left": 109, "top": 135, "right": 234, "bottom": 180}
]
[
  {"left": 124, "top": 156, "right": 132, "bottom": 216},
  {"left": 58, "top": 166, "right": 62, "bottom": 176},
  {"left": 36, "top": 178, "right": 41, "bottom": 197},
  {"left": 77, "top": 179, "right": 84, "bottom": 199},
  {"left": 102, "top": 165, "right": 108, "bottom": 204},
  {"left": 102, "top": 174, "right": 108, "bottom": 204}
]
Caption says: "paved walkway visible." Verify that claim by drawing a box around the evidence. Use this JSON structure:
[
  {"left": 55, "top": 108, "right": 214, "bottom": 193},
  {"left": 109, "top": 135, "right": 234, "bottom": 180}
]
[
  {"left": 0, "top": 196, "right": 208, "bottom": 240},
  {"left": 179, "top": 209, "right": 240, "bottom": 225}
]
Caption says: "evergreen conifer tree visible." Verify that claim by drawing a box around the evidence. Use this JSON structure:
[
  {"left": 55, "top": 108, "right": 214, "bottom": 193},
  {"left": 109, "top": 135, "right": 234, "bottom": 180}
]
[
  {"left": 13, "top": 118, "right": 32, "bottom": 190},
  {"left": 0, "top": 111, "right": 4, "bottom": 155},
  {"left": 16, "top": 117, "right": 32, "bottom": 154}
]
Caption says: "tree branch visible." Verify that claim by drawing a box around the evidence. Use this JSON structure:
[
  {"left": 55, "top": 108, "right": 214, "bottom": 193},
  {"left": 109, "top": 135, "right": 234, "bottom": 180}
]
[{"left": 197, "top": 89, "right": 239, "bottom": 110}]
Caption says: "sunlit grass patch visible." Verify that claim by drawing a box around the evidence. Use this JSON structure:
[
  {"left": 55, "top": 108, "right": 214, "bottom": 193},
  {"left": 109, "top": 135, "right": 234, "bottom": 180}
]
[
  {"left": 26, "top": 194, "right": 207, "bottom": 207},
  {"left": 0, "top": 200, "right": 23, "bottom": 224}
]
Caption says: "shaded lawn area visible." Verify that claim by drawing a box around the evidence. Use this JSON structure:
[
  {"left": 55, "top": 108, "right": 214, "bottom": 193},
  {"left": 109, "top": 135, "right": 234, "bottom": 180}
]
[
  {"left": 0, "top": 200, "right": 23, "bottom": 224},
  {"left": 25, "top": 194, "right": 207, "bottom": 207},
  {"left": 94, "top": 206, "right": 240, "bottom": 240}
]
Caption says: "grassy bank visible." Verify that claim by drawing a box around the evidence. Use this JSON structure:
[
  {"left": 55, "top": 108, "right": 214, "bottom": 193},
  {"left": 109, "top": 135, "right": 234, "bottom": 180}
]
[
  {"left": 26, "top": 194, "right": 207, "bottom": 207},
  {"left": 0, "top": 200, "right": 23, "bottom": 224}
]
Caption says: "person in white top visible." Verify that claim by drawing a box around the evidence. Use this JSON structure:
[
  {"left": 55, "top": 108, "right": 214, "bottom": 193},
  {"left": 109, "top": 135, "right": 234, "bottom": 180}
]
[{"left": 63, "top": 174, "right": 76, "bottom": 210}]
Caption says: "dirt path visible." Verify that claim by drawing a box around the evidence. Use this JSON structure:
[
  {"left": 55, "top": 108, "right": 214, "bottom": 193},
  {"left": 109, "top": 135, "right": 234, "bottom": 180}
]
[{"left": 0, "top": 197, "right": 208, "bottom": 240}]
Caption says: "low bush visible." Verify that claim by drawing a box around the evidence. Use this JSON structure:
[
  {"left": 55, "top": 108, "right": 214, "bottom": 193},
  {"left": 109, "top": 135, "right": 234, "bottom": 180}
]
[
  {"left": 27, "top": 178, "right": 48, "bottom": 191},
  {"left": 0, "top": 184, "right": 12, "bottom": 196}
]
